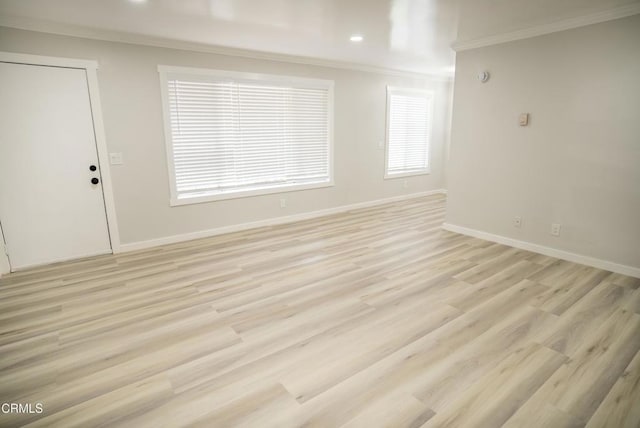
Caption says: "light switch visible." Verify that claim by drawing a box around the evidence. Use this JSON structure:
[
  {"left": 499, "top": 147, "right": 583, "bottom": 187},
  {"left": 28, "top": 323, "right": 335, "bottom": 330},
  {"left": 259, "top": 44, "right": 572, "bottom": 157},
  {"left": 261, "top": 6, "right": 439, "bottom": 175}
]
[
  {"left": 519, "top": 113, "right": 529, "bottom": 127},
  {"left": 109, "top": 152, "right": 123, "bottom": 165}
]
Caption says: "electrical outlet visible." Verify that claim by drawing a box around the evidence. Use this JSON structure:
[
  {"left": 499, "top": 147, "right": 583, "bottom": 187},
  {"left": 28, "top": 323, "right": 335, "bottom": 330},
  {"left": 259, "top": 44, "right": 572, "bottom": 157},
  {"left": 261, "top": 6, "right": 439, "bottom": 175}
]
[
  {"left": 513, "top": 216, "right": 522, "bottom": 228},
  {"left": 551, "top": 223, "right": 561, "bottom": 236},
  {"left": 403, "top": 180, "right": 409, "bottom": 189},
  {"left": 378, "top": 141, "right": 384, "bottom": 150},
  {"left": 280, "top": 198, "right": 287, "bottom": 208},
  {"left": 109, "top": 152, "right": 123, "bottom": 165}
]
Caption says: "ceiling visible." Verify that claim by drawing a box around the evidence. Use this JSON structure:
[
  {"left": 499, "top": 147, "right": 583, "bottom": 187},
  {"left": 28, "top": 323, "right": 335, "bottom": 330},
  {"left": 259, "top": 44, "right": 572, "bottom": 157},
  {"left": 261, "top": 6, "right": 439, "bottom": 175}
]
[{"left": 0, "top": 0, "right": 638, "bottom": 76}]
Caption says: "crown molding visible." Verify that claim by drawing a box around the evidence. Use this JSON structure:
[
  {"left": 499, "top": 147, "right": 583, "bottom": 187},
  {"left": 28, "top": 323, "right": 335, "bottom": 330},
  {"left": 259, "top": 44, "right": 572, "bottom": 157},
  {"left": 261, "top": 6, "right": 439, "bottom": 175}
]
[
  {"left": 452, "top": 3, "right": 640, "bottom": 52},
  {"left": 0, "top": 15, "right": 453, "bottom": 82}
]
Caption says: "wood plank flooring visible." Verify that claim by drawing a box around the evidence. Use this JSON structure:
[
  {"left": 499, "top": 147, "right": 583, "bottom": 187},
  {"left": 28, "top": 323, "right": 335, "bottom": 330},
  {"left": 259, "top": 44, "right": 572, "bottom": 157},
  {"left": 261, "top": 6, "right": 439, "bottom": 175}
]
[{"left": 1, "top": 194, "right": 639, "bottom": 427}]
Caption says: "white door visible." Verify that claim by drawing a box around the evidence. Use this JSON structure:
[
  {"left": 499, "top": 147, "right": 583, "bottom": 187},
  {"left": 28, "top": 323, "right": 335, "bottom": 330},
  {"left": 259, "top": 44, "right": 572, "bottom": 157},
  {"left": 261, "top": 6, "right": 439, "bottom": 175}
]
[{"left": 0, "top": 62, "right": 111, "bottom": 270}]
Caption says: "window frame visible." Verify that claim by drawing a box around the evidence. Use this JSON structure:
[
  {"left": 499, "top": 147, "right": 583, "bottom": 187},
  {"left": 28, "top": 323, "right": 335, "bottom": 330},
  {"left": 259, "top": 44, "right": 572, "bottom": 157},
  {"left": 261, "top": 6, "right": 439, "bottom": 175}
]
[
  {"left": 158, "top": 65, "right": 335, "bottom": 206},
  {"left": 384, "top": 86, "right": 434, "bottom": 179}
]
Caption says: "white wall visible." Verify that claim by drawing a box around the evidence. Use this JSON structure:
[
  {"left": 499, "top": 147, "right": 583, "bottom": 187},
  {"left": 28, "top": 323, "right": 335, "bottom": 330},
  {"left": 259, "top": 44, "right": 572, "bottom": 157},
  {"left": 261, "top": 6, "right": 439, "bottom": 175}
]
[
  {"left": 0, "top": 27, "right": 451, "bottom": 253},
  {"left": 446, "top": 15, "right": 640, "bottom": 272}
]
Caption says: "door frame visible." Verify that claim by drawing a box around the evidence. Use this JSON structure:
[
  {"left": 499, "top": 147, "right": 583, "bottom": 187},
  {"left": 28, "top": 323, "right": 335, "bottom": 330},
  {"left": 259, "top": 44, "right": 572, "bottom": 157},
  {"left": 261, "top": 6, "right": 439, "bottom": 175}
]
[{"left": 0, "top": 51, "right": 121, "bottom": 274}]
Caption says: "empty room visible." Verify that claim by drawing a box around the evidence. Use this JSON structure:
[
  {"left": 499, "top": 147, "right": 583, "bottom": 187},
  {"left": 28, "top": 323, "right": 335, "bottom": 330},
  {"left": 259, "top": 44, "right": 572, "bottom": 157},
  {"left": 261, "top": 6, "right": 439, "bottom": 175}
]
[{"left": 0, "top": 0, "right": 639, "bottom": 426}]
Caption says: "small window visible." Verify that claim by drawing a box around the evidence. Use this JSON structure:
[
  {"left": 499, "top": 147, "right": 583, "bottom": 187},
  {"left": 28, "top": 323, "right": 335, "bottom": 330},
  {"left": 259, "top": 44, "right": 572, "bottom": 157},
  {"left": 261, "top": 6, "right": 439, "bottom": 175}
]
[
  {"left": 385, "top": 86, "right": 433, "bottom": 178},
  {"left": 159, "top": 66, "right": 334, "bottom": 205}
]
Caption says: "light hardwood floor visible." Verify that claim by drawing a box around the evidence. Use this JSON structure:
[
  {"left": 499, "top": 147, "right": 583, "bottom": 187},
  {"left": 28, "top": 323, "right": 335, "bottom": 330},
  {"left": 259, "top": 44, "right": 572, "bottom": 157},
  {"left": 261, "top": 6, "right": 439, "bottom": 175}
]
[{"left": 1, "top": 194, "right": 639, "bottom": 427}]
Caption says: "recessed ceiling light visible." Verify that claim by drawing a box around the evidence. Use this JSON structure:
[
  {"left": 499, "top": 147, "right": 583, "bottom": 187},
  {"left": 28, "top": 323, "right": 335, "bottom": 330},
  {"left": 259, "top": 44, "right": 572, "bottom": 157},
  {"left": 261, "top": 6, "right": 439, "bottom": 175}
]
[
  {"left": 350, "top": 34, "right": 363, "bottom": 42},
  {"left": 129, "top": 0, "right": 147, "bottom": 3}
]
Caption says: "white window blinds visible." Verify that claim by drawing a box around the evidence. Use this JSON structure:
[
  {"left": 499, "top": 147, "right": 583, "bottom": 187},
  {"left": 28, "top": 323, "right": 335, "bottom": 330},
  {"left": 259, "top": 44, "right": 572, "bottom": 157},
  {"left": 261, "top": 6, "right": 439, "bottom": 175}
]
[
  {"left": 160, "top": 67, "right": 333, "bottom": 204},
  {"left": 385, "top": 87, "right": 433, "bottom": 178}
]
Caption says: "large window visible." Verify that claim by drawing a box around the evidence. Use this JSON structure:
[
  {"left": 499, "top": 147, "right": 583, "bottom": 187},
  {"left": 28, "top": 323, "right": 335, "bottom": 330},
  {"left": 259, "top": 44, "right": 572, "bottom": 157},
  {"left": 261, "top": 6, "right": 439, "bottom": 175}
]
[
  {"left": 159, "top": 66, "right": 333, "bottom": 205},
  {"left": 385, "top": 87, "right": 433, "bottom": 178}
]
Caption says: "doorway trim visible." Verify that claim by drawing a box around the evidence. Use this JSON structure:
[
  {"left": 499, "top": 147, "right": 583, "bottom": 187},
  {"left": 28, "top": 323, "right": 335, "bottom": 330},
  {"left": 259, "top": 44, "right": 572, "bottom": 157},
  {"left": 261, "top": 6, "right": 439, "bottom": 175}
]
[{"left": 0, "top": 51, "right": 121, "bottom": 271}]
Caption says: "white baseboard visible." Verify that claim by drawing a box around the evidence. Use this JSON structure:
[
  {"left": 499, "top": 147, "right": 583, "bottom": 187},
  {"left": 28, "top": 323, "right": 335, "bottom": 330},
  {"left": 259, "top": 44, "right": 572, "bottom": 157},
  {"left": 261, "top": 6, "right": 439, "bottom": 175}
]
[
  {"left": 119, "top": 190, "right": 447, "bottom": 253},
  {"left": 442, "top": 223, "right": 640, "bottom": 279}
]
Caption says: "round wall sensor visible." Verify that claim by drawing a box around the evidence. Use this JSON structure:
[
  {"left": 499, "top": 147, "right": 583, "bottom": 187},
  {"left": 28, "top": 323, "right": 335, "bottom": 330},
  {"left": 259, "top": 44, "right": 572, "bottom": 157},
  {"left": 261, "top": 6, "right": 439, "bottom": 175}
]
[{"left": 477, "top": 71, "right": 490, "bottom": 83}]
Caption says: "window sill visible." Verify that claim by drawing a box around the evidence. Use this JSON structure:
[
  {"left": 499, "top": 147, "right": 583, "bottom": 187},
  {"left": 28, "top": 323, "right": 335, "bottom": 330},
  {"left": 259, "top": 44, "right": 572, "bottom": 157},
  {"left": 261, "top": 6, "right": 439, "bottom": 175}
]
[
  {"left": 384, "top": 170, "right": 431, "bottom": 180},
  {"left": 170, "top": 180, "right": 334, "bottom": 206}
]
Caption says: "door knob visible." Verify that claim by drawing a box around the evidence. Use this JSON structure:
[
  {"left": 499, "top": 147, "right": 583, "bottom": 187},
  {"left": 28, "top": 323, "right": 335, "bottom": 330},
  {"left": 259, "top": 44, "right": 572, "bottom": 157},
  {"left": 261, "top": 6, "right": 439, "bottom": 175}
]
[
  {"left": 89, "top": 165, "right": 97, "bottom": 171},
  {"left": 91, "top": 177, "right": 99, "bottom": 185}
]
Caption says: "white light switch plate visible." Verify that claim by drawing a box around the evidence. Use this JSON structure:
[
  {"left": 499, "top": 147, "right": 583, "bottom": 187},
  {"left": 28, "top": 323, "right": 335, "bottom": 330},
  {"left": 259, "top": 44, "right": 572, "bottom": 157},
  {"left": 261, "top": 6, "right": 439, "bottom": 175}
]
[{"left": 109, "top": 152, "right": 123, "bottom": 165}]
